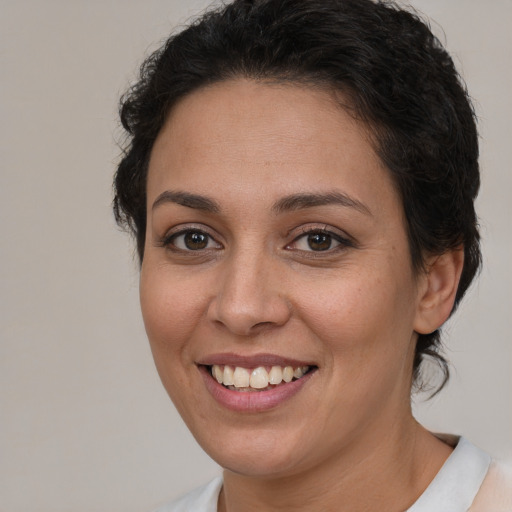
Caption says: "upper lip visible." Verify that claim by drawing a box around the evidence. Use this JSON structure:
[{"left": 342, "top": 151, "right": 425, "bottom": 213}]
[{"left": 196, "top": 353, "right": 316, "bottom": 368}]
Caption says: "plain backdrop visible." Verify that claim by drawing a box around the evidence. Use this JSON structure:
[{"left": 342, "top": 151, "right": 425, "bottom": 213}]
[{"left": 1, "top": 1, "right": 511, "bottom": 511}]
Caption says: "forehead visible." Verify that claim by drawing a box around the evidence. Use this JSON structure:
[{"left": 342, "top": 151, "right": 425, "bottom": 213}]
[{"left": 147, "top": 79, "right": 398, "bottom": 217}]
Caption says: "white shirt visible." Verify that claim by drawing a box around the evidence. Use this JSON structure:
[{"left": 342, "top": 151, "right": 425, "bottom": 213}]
[{"left": 155, "top": 437, "right": 511, "bottom": 511}]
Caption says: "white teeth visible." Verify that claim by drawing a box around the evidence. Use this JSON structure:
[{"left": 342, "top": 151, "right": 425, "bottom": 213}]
[
  {"left": 223, "top": 365, "right": 234, "bottom": 386},
  {"left": 210, "top": 364, "right": 311, "bottom": 390},
  {"left": 293, "top": 367, "right": 305, "bottom": 379},
  {"left": 268, "top": 366, "right": 283, "bottom": 385},
  {"left": 283, "top": 366, "right": 294, "bottom": 383},
  {"left": 213, "top": 365, "right": 223, "bottom": 383},
  {"left": 250, "top": 367, "right": 269, "bottom": 389},
  {"left": 233, "top": 367, "right": 250, "bottom": 388}
]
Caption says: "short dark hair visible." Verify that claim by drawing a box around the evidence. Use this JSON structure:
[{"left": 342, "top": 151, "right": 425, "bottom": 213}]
[{"left": 113, "top": 0, "right": 481, "bottom": 393}]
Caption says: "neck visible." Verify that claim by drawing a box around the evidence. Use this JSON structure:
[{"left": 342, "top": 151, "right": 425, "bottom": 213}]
[{"left": 219, "top": 420, "right": 452, "bottom": 512}]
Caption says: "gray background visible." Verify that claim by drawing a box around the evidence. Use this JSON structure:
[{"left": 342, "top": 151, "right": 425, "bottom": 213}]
[{"left": 1, "top": 1, "right": 511, "bottom": 511}]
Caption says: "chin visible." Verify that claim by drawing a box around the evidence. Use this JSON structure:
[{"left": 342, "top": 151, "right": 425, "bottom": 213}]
[
  {"left": 213, "top": 446, "right": 303, "bottom": 478},
  {"left": 190, "top": 419, "right": 315, "bottom": 478}
]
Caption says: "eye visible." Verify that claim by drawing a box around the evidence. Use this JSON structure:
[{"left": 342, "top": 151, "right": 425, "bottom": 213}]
[
  {"left": 294, "top": 231, "right": 338, "bottom": 251},
  {"left": 166, "top": 229, "right": 221, "bottom": 251},
  {"left": 288, "top": 229, "right": 352, "bottom": 253}
]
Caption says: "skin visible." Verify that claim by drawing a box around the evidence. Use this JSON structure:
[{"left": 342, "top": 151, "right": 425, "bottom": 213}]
[{"left": 140, "top": 79, "right": 463, "bottom": 511}]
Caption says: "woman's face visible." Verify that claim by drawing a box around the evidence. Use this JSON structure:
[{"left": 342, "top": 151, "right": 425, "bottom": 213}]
[{"left": 141, "top": 79, "right": 427, "bottom": 477}]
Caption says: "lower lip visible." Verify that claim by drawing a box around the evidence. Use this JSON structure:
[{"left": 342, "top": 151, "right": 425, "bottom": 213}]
[{"left": 199, "top": 365, "right": 316, "bottom": 412}]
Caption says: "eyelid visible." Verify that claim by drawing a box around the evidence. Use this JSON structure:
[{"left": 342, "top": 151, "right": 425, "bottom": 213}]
[
  {"left": 285, "top": 225, "right": 354, "bottom": 252},
  {"left": 156, "top": 223, "right": 354, "bottom": 253},
  {"left": 159, "top": 223, "right": 223, "bottom": 250}
]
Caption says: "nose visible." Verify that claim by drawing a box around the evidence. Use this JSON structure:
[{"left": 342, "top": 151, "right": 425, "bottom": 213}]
[{"left": 207, "top": 249, "right": 292, "bottom": 336}]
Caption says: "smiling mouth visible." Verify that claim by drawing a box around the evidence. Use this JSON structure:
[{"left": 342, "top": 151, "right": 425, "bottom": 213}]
[{"left": 208, "top": 364, "right": 316, "bottom": 392}]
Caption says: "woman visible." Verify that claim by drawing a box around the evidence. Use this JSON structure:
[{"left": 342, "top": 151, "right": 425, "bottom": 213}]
[{"left": 113, "top": 0, "right": 511, "bottom": 510}]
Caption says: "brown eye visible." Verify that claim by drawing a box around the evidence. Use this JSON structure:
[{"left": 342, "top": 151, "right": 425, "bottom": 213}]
[
  {"left": 307, "top": 233, "right": 332, "bottom": 251},
  {"left": 167, "top": 230, "right": 221, "bottom": 251},
  {"left": 287, "top": 228, "right": 352, "bottom": 254},
  {"left": 184, "top": 231, "right": 208, "bottom": 250}
]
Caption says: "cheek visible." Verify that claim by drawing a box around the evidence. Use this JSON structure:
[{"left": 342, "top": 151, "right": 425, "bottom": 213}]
[
  {"left": 298, "top": 276, "right": 396, "bottom": 335},
  {"left": 139, "top": 265, "right": 207, "bottom": 412},
  {"left": 139, "top": 264, "right": 205, "bottom": 355},
  {"left": 296, "top": 267, "right": 417, "bottom": 368}
]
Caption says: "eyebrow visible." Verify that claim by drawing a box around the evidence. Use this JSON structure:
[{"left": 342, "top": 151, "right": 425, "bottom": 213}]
[
  {"left": 151, "top": 190, "right": 371, "bottom": 216},
  {"left": 272, "top": 192, "right": 372, "bottom": 216},
  {"left": 152, "top": 190, "right": 220, "bottom": 213}
]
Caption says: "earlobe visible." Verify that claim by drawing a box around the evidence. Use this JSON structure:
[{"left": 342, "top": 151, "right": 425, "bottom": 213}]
[{"left": 413, "top": 248, "right": 465, "bottom": 335}]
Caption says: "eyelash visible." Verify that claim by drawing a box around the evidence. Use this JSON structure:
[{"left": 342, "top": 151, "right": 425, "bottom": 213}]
[
  {"left": 159, "top": 226, "right": 354, "bottom": 255},
  {"left": 287, "top": 227, "right": 353, "bottom": 255},
  {"left": 161, "top": 228, "right": 221, "bottom": 252}
]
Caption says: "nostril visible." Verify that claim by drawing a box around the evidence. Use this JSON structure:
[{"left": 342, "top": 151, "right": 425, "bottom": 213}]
[{"left": 252, "top": 321, "right": 275, "bottom": 331}]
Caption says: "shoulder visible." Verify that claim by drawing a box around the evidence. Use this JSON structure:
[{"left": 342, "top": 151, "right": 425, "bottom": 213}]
[
  {"left": 408, "top": 436, "right": 494, "bottom": 512},
  {"left": 469, "top": 460, "right": 512, "bottom": 512},
  {"left": 153, "top": 476, "right": 223, "bottom": 512}
]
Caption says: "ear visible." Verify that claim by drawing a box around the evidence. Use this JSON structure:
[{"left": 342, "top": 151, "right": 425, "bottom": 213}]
[{"left": 413, "top": 248, "right": 465, "bottom": 335}]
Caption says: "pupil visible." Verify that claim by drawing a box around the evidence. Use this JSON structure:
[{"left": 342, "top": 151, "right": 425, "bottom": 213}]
[
  {"left": 184, "top": 231, "right": 208, "bottom": 250},
  {"left": 308, "top": 233, "right": 331, "bottom": 251}
]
